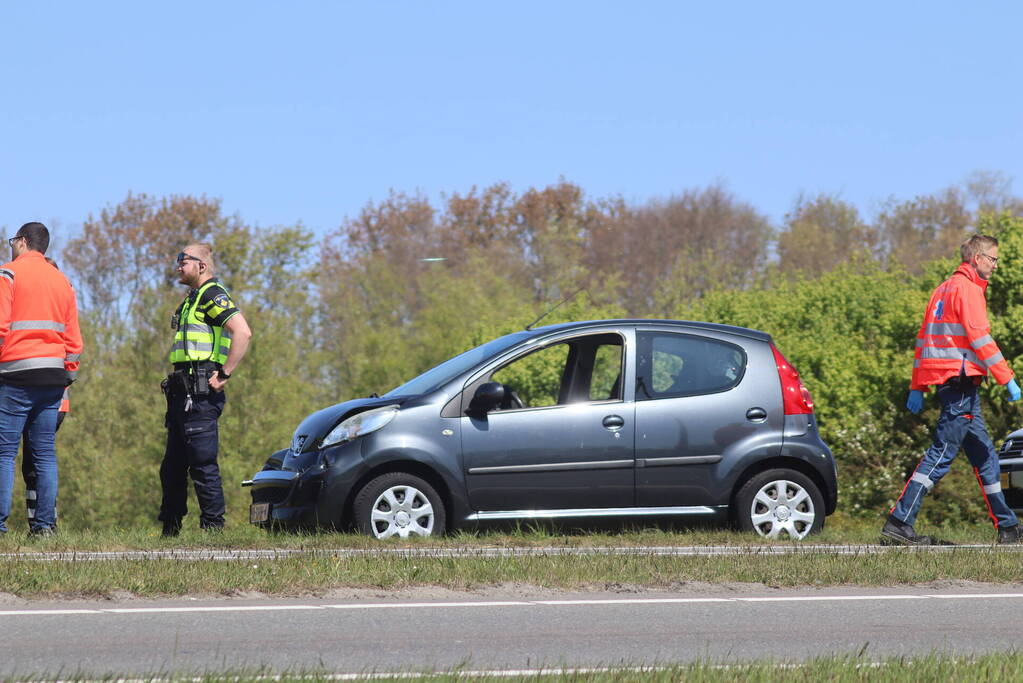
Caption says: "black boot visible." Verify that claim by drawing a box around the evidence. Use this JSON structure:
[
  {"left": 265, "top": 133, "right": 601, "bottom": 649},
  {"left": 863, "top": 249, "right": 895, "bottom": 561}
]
[
  {"left": 997, "top": 524, "right": 1023, "bottom": 544},
  {"left": 161, "top": 519, "right": 182, "bottom": 537},
  {"left": 880, "top": 515, "right": 938, "bottom": 546}
]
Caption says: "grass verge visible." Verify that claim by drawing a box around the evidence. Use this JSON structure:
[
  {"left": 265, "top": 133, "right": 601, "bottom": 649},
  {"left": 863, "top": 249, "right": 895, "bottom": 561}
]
[
  {"left": 12, "top": 652, "right": 1023, "bottom": 681},
  {"left": 2, "top": 514, "right": 1021, "bottom": 599}
]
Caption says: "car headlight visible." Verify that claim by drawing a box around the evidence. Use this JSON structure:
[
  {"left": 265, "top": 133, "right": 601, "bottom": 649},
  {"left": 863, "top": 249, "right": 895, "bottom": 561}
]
[{"left": 319, "top": 405, "right": 399, "bottom": 449}]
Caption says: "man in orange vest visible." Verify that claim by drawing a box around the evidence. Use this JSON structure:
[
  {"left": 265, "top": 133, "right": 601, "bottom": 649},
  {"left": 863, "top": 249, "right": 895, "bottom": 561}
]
[
  {"left": 22, "top": 258, "right": 70, "bottom": 527},
  {"left": 882, "top": 234, "right": 1022, "bottom": 545},
  {"left": 0, "top": 222, "right": 82, "bottom": 536}
]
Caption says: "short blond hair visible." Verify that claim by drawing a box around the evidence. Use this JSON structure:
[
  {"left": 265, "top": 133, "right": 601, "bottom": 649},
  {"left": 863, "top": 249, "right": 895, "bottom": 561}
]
[
  {"left": 961, "top": 234, "right": 998, "bottom": 263},
  {"left": 185, "top": 242, "right": 215, "bottom": 274}
]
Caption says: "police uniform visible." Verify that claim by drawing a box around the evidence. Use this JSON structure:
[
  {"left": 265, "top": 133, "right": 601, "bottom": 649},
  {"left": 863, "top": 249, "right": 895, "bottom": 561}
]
[{"left": 159, "top": 277, "right": 239, "bottom": 532}]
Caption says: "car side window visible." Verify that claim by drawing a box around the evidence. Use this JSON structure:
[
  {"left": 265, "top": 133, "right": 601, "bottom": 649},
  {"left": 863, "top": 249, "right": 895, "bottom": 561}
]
[
  {"left": 589, "top": 343, "right": 623, "bottom": 401},
  {"left": 491, "top": 343, "right": 569, "bottom": 409},
  {"left": 489, "top": 333, "right": 625, "bottom": 410},
  {"left": 636, "top": 332, "right": 745, "bottom": 400}
]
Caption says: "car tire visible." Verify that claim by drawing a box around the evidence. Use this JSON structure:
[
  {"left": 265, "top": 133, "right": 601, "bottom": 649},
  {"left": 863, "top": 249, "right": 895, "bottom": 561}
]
[
  {"left": 353, "top": 472, "right": 447, "bottom": 539},
  {"left": 734, "top": 469, "right": 824, "bottom": 540}
]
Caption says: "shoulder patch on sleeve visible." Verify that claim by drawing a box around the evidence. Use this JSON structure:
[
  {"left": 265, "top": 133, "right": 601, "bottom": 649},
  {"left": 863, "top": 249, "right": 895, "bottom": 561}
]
[
  {"left": 0, "top": 268, "right": 13, "bottom": 283},
  {"left": 213, "top": 293, "right": 232, "bottom": 309}
]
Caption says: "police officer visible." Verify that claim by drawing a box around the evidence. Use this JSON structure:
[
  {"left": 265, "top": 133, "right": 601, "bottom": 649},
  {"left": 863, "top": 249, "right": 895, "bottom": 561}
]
[{"left": 160, "top": 243, "right": 251, "bottom": 536}]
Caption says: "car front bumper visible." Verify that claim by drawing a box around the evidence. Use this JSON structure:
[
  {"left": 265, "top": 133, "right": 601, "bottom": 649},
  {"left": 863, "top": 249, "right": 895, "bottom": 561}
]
[{"left": 247, "top": 468, "right": 326, "bottom": 528}]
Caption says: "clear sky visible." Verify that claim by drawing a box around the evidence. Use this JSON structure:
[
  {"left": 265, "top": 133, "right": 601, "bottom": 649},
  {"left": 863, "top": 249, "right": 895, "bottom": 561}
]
[{"left": 2, "top": 2, "right": 1021, "bottom": 242}]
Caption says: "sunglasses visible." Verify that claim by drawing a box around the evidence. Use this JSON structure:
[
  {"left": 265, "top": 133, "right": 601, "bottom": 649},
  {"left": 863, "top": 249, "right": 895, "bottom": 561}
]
[
  {"left": 175, "top": 252, "right": 202, "bottom": 265},
  {"left": 7, "top": 235, "right": 23, "bottom": 247}
]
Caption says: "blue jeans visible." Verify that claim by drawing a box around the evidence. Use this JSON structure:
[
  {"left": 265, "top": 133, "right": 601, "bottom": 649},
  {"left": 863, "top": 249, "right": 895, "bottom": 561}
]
[
  {"left": 0, "top": 384, "right": 63, "bottom": 532},
  {"left": 891, "top": 382, "right": 1018, "bottom": 529}
]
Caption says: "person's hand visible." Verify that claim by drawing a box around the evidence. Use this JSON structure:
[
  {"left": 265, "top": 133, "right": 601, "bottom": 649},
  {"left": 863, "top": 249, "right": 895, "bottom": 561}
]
[
  {"left": 209, "top": 371, "right": 228, "bottom": 392},
  {"left": 1007, "top": 379, "right": 1021, "bottom": 402},
  {"left": 906, "top": 390, "right": 924, "bottom": 414}
]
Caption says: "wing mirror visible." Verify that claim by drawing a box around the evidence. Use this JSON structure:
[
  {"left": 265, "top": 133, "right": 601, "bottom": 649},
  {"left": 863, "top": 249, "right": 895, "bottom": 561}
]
[{"left": 469, "top": 381, "right": 505, "bottom": 415}]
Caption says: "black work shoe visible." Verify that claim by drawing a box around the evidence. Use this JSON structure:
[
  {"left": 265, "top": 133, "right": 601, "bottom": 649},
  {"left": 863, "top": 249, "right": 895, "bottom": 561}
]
[
  {"left": 27, "top": 526, "right": 56, "bottom": 538},
  {"left": 880, "top": 515, "right": 936, "bottom": 546},
  {"left": 161, "top": 520, "right": 182, "bottom": 537},
  {"left": 997, "top": 524, "right": 1023, "bottom": 544}
]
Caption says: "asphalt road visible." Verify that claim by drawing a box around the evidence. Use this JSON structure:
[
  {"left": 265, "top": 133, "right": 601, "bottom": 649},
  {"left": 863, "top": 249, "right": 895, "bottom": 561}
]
[{"left": 4, "top": 587, "right": 1023, "bottom": 677}]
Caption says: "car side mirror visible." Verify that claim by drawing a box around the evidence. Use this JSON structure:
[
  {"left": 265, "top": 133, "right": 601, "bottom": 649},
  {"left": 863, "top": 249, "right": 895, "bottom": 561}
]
[{"left": 469, "top": 381, "right": 505, "bottom": 415}]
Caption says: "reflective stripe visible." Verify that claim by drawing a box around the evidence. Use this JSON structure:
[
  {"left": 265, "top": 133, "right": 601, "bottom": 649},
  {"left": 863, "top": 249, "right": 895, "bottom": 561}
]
[
  {"left": 170, "top": 341, "right": 215, "bottom": 353},
  {"left": 26, "top": 508, "right": 34, "bottom": 519},
  {"left": 68, "top": 370, "right": 78, "bottom": 380},
  {"left": 182, "top": 323, "right": 212, "bottom": 334},
  {"left": 915, "top": 339, "right": 925, "bottom": 348},
  {"left": 926, "top": 322, "right": 966, "bottom": 336},
  {"left": 971, "top": 334, "right": 994, "bottom": 350},
  {"left": 0, "top": 269, "right": 12, "bottom": 282},
  {"left": 982, "top": 351, "right": 1004, "bottom": 368},
  {"left": 10, "top": 320, "right": 65, "bottom": 332},
  {"left": 919, "top": 347, "right": 980, "bottom": 364},
  {"left": 219, "top": 345, "right": 230, "bottom": 357},
  {"left": 911, "top": 472, "right": 934, "bottom": 490},
  {"left": 0, "top": 357, "right": 65, "bottom": 372},
  {"left": 65, "top": 353, "right": 80, "bottom": 362},
  {"left": 25, "top": 490, "right": 36, "bottom": 501},
  {"left": 983, "top": 482, "right": 1002, "bottom": 495}
]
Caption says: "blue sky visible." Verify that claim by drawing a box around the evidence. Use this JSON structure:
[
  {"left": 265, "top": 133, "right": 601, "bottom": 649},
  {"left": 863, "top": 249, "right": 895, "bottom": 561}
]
[{"left": 2, "top": 2, "right": 1021, "bottom": 243}]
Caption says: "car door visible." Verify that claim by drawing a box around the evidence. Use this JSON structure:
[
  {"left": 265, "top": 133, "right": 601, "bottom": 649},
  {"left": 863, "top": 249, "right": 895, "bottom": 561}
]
[
  {"left": 460, "top": 330, "right": 635, "bottom": 512},
  {"left": 633, "top": 328, "right": 780, "bottom": 507}
]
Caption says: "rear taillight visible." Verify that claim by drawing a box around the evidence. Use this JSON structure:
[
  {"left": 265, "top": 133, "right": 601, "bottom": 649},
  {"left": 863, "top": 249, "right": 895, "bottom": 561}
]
[{"left": 771, "top": 344, "right": 814, "bottom": 415}]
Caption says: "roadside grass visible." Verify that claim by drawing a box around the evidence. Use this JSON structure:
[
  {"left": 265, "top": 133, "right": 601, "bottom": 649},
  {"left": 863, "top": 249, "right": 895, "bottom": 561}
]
[
  {"left": 0, "top": 510, "right": 1002, "bottom": 551},
  {"left": 14, "top": 652, "right": 1023, "bottom": 682},
  {"left": 2, "top": 512, "right": 1022, "bottom": 599}
]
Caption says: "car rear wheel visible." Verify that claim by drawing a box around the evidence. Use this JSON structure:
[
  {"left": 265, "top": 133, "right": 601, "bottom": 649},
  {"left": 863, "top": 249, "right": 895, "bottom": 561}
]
[
  {"left": 734, "top": 469, "right": 824, "bottom": 540},
  {"left": 353, "top": 472, "right": 447, "bottom": 539}
]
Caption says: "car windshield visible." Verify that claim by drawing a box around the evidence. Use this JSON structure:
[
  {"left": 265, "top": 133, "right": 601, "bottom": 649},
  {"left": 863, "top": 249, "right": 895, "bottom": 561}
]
[{"left": 384, "top": 330, "right": 537, "bottom": 397}]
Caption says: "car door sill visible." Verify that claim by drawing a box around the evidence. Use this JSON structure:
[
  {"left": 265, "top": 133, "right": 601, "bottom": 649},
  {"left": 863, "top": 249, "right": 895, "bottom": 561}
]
[{"left": 466, "top": 505, "right": 721, "bottom": 521}]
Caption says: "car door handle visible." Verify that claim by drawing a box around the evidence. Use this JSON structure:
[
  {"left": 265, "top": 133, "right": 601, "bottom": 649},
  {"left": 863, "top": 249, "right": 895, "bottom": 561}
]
[
  {"left": 602, "top": 415, "right": 625, "bottom": 431},
  {"left": 746, "top": 407, "right": 768, "bottom": 422}
]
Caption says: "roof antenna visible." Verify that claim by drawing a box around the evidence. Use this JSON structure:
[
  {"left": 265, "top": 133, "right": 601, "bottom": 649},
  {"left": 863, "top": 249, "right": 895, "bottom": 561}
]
[{"left": 525, "top": 286, "right": 587, "bottom": 330}]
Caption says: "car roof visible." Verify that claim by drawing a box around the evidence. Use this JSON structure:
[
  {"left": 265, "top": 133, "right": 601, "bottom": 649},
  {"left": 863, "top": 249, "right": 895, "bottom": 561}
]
[{"left": 527, "top": 318, "right": 772, "bottom": 342}]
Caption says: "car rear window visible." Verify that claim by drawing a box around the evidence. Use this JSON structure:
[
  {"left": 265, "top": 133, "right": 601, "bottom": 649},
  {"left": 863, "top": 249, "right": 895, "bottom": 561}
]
[{"left": 636, "top": 331, "right": 746, "bottom": 400}]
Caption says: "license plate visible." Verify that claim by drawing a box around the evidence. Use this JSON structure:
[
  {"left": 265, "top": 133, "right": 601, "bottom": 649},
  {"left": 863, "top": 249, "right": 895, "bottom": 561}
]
[{"left": 249, "top": 503, "right": 270, "bottom": 524}]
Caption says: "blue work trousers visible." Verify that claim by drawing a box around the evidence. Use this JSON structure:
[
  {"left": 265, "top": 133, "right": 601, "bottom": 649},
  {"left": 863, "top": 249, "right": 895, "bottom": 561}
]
[
  {"left": 892, "top": 383, "right": 1018, "bottom": 529},
  {"left": 0, "top": 384, "right": 63, "bottom": 533}
]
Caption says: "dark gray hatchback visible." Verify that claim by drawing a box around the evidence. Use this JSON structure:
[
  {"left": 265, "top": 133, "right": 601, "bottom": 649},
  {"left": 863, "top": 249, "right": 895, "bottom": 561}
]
[{"left": 244, "top": 320, "right": 837, "bottom": 539}]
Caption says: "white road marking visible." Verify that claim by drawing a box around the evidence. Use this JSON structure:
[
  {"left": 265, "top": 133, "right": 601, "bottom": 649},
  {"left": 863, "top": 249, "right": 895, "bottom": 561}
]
[{"left": 3, "top": 592, "right": 1023, "bottom": 617}]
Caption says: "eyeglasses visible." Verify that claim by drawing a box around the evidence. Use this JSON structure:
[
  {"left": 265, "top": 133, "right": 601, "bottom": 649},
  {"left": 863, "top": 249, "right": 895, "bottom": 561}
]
[
  {"left": 7, "top": 235, "right": 22, "bottom": 247},
  {"left": 175, "top": 252, "right": 202, "bottom": 265},
  {"left": 980, "top": 253, "right": 999, "bottom": 265}
]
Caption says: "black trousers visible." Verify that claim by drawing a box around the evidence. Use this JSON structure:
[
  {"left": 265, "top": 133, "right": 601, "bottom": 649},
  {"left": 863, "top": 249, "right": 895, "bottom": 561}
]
[{"left": 159, "top": 389, "right": 227, "bottom": 529}]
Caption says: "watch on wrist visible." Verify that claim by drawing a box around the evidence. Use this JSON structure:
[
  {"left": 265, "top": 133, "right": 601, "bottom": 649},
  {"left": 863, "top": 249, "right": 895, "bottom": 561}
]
[{"left": 218, "top": 370, "right": 231, "bottom": 380}]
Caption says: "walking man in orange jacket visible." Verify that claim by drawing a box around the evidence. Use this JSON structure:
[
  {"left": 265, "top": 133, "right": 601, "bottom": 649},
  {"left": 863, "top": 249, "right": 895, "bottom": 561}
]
[
  {"left": 882, "top": 234, "right": 1022, "bottom": 545},
  {"left": 0, "top": 223, "right": 82, "bottom": 536}
]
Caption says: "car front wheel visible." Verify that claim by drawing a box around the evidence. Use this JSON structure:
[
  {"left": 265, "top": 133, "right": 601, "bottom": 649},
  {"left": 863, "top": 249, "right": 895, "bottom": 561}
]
[
  {"left": 734, "top": 469, "right": 824, "bottom": 540},
  {"left": 353, "top": 472, "right": 447, "bottom": 539}
]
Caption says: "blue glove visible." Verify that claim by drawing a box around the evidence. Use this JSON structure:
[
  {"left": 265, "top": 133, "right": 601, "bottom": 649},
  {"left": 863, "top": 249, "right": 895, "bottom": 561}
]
[
  {"left": 906, "top": 390, "right": 924, "bottom": 414},
  {"left": 1007, "top": 379, "right": 1021, "bottom": 402}
]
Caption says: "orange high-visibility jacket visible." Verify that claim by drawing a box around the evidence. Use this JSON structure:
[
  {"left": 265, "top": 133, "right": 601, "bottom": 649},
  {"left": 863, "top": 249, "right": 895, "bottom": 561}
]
[
  {"left": 0, "top": 251, "right": 83, "bottom": 386},
  {"left": 911, "top": 262, "right": 1013, "bottom": 391}
]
